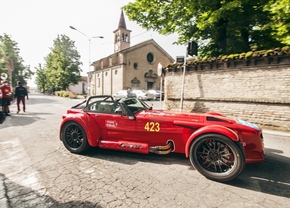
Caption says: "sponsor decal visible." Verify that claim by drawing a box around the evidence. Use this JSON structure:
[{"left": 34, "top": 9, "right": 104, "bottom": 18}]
[
  {"left": 120, "top": 143, "right": 142, "bottom": 149},
  {"left": 106, "top": 120, "right": 118, "bottom": 128}
]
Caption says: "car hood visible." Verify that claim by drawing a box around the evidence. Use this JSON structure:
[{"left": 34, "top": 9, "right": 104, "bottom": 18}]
[
  {"left": 141, "top": 110, "right": 206, "bottom": 122},
  {"left": 139, "top": 110, "right": 260, "bottom": 131}
]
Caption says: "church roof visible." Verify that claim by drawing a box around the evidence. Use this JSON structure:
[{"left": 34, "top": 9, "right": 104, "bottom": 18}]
[
  {"left": 118, "top": 10, "right": 127, "bottom": 29},
  {"left": 92, "top": 39, "right": 175, "bottom": 66},
  {"left": 121, "top": 39, "right": 174, "bottom": 61}
]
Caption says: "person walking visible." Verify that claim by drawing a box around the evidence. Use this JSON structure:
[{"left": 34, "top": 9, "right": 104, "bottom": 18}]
[
  {"left": 14, "top": 81, "right": 29, "bottom": 113},
  {"left": 0, "top": 80, "right": 12, "bottom": 116}
]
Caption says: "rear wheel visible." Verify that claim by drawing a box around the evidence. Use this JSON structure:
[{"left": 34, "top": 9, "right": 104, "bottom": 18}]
[
  {"left": 189, "top": 134, "right": 245, "bottom": 182},
  {"left": 61, "top": 121, "right": 89, "bottom": 154}
]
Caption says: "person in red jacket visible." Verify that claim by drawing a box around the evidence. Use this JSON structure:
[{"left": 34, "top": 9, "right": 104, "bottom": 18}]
[
  {"left": 0, "top": 80, "right": 12, "bottom": 116},
  {"left": 14, "top": 81, "right": 29, "bottom": 113}
]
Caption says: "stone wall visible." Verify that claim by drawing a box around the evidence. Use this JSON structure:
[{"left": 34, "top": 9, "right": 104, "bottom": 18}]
[{"left": 164, "top": 55, "right": 290, "bottom": 130}]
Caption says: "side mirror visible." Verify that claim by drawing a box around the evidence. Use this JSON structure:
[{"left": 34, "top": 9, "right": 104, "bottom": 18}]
[
  {"left": 115, "top": 110, "right": 123, "bottom": 115},
  {"left": 128, "top": 116, "right": 135, "bottom": 120}
]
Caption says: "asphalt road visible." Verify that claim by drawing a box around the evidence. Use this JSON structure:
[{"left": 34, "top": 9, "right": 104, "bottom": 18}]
[{"left": 0, "top": 93, "right": 290, "bottom": 208}]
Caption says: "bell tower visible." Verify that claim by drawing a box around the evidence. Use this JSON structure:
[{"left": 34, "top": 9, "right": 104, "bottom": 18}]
[{"left": 113, "top": 10, "right": 131, "bottom": 53}]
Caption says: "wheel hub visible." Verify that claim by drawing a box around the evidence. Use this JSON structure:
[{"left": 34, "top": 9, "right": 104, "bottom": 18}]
[
  {"left": 209, "top": 150, "right": 220, "bottom": 161},
  {"left": 72, "top": 132, "right": 82, "bottom": 144}
]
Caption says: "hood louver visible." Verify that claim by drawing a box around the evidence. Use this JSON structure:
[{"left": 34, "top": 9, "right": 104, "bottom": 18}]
[{"left": 206, "top": 116, "right": 231, "bottom": 123}]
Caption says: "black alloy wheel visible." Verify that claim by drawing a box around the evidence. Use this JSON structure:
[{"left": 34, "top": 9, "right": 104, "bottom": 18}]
[
  {"left": 189, "top": 134, "right": 245, "bottom": 182},
  {"left": 61, "top": 121, "right": 89, "bottom": 154}
]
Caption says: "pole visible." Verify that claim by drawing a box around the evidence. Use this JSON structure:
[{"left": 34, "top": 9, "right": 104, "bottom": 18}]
[
  {"left": 157, "top": 63, "right": 163, "bottom": 109},
  {"left": 160, "top": 74, "right": 163, "bottom": 109},
  {"left": 88, "top": 38, "right": 91, "bottom": 96},
  {"left": 180, "top": 47, "right": 187, "bottom": 112},
  {"left": 69, "top": 26, "right": 103, "bottom": 97}
]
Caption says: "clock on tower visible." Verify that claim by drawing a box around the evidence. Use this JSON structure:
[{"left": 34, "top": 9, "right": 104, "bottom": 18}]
[{"left": 115, "top": 44, "right": 119, "bottom": 52}]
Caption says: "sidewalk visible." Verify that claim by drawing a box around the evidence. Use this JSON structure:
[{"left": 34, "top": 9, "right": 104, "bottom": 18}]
[{"left": 263, "top": 129, "right": 290, "bottom": 137}]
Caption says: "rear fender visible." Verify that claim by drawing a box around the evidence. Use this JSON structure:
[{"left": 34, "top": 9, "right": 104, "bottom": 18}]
[
  {"left": 185, "top": 125, "right": 239, "bottom": 158},
  {"left": 60, "top": 114, "right": 101, "bottom": 147}
]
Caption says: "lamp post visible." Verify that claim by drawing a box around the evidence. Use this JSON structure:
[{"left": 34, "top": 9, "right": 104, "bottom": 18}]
[{"left": 69, "top": 26, "right": 103, "bottom": 96}]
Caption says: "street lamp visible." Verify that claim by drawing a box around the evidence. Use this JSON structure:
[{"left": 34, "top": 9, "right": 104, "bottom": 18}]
[{"left": 69, "top": 26, "right": 104, "bottom": 96}]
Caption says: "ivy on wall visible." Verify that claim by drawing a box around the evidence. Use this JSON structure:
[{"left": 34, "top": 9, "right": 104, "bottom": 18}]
[{"left": 166, "top": 46, "right": 290, "bottom": 68}]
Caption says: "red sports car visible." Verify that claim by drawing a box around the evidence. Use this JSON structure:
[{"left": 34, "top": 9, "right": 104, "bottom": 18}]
[{"left": 59, "top": 95, "right": 264, "bottom": 182}]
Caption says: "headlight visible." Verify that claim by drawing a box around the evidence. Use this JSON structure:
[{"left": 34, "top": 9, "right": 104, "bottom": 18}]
[{"left": 236, "top": 119, "right": 260, "bottom": 130}]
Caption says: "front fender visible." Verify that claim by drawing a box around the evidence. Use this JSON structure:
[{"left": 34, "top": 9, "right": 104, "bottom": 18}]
[
  {"left": 60, "top": 113, "right": 101, "bottom": 147},
  {"left": 185, "top": 125, "right": 239, "bottom": 158}
]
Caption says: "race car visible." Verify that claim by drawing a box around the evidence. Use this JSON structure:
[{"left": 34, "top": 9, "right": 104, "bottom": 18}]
[{"left": 59, "top": 95, "right": 265, "bottom": 182}]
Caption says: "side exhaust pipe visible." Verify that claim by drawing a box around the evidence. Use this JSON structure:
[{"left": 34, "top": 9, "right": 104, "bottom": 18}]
[{"left": 149, "top": 141, "right": 173, "bottom": 155}]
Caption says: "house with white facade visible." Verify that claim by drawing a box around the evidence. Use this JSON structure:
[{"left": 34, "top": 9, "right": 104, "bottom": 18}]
[{"left": 68, "top": 76, "right": 87, "bottom": 94}]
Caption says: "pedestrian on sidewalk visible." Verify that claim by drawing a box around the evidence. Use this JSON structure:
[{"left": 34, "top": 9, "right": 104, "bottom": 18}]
[
  {"left": 0, "top": 80, "right": 12, "bottom": 116},
  {"left": 14, "top": 81, "right": 29, "bottom": 113}
]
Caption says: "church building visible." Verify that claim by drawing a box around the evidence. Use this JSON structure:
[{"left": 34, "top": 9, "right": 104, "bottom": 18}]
[{"left": 89, "top": 10, "right": 174, "bottom": 96}]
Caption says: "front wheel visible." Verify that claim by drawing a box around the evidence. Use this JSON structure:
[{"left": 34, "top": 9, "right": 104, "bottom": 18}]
[
  {"left": 61, "top": 121, "right": 90, "bottom": 154},
  {"left": 189, "top": 134, "right": 245, "bottom": 182}
]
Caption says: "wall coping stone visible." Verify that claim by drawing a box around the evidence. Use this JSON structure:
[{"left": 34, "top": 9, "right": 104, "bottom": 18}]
[
  {"left": 167, "top": 97, "right": 290, "bottom": 105},
  {"left": 165, "top": 55, "right": 290, "bottom": 73}
]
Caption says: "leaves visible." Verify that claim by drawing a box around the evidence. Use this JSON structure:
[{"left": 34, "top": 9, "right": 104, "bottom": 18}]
[
  {"left": 36, "top": 34, "right": 82, "bottom": 91},
  {"left": 123, "top": 0, "right": 289, "bottom": 57},
  {"left": 0, "top": 34, "right": 33, "bottom": 85}
]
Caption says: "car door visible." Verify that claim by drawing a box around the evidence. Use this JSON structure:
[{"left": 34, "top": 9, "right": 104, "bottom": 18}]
[
  {"left": 87, "top": 101, "right": 136, "bottom": 141},
  {"left": 135, "top": 111, "right": 192, "bottom": 152}
]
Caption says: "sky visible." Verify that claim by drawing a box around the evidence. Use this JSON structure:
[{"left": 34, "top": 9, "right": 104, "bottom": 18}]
[{"left": 0, "top": 0, "right": 186, "bottom": 86}]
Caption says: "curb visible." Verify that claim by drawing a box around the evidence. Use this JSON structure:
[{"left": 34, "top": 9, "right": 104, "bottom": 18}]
[{"left": 0, "top": 174, "right": 8, "bottom": 208}]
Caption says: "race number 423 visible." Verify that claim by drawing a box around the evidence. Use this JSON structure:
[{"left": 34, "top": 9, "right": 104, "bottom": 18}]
[{"left": 144, "top": 122, "right": 160, "bottom": 132}]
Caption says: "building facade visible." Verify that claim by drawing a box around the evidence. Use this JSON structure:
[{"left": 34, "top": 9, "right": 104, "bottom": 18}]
[
  {"left": 68, "top": 76, "right": 87, "bottom": 95},
  {"left": 89, "top": 11, "right": 174, "bottom": 96}
]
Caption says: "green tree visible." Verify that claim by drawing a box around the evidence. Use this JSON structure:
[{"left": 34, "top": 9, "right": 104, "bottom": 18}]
[
  {"left": 0, "top": 34, "right": 33, "bottom": 86},
  {"left": 35, "top": 63, "right": 47, "bottom": 93},
  {"left": 265, "top": 0, "right": 290, "bottom": 45},
  {"left": 123, "top": 0, "right": 288, "bottom": 57},
  {"left": 44, "top": 34, "right": 82, "bottom": 91}
]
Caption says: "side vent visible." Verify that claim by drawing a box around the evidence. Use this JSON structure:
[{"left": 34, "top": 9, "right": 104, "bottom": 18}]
[{"left": 206, "top": 116, "right": 231, "bottom": 123}]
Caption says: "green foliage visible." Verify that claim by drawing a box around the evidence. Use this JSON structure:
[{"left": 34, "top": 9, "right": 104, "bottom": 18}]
[
  {"left": 265, "top": 0, "right": 290, "bottom": 45},
  {"left": 0, "top": 34, "right": 34, "bottom": 86},
  {"left": 123, "top": 0, "right": 289, "bottom": 57},
  {"left": 36, "top": 34, "right": 82, "bottom": 91},
  {"left": 35, "top": 64, "right": 47, "bottom": 93},
  {"left": 55, "top": 90, "right": 77, "bottom": 98},
  {"left": 179, "top": 46, "right": 290, "bottom": 65},
  {"left": 55, "top": 91, "right": 62, "bottom": 96},
  {"left": 245, "top": 51, "right": 253, "bottom": 58},
  {"left": 63, "top": 91, "right": 70, "bottom": 98}
]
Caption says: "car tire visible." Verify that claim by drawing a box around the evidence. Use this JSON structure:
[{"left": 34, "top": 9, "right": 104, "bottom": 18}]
[
  {"left": 189, "top": 133, "right": 245, "bottom": 182},
  {"left": 61, "top": 121, "right": 90, "bottom": 154}
]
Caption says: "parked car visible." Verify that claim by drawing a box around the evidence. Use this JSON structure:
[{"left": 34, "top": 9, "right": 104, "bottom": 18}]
[
  {"left": 113, "top": 90, "right": 136, "bottom": 100},
  {"left": 148, "top": 90, "right": 164, "bottom": 100},
  {"left": 131, "top": 90, "right": 154, "bottom": 101},
  {"left": 60, "top": 95, "right": 265, "bottom": 182}
]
